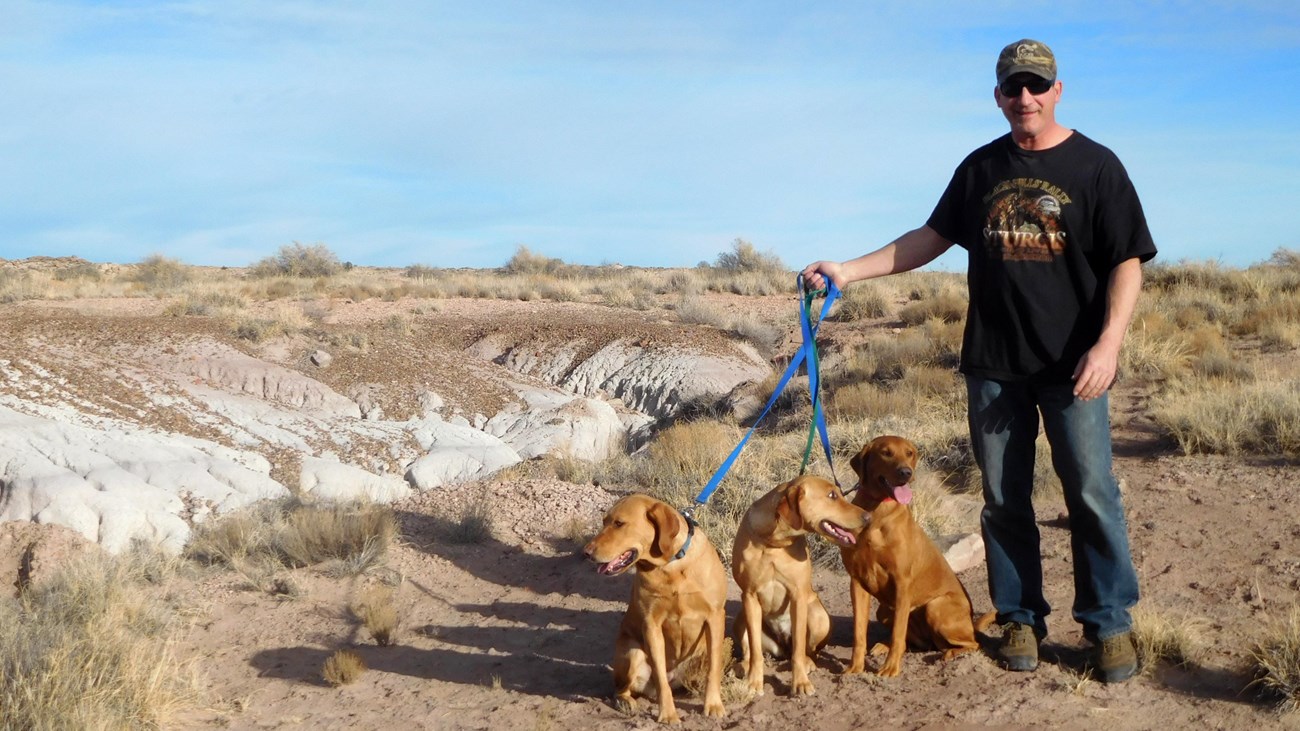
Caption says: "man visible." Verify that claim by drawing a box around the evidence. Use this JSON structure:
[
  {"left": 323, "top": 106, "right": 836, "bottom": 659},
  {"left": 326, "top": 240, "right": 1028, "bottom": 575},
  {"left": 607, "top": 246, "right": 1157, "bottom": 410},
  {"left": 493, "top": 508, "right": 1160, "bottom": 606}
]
[{"left": 802, "top": 39, "right": 1155, "bottom": 683}]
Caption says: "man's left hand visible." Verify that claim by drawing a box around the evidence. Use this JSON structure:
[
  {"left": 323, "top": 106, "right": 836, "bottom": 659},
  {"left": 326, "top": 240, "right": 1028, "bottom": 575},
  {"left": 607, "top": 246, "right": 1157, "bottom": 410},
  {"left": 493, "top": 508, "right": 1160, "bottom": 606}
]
[{"left": 1072, "top": 343, "right": 1120, "bottom": 401}]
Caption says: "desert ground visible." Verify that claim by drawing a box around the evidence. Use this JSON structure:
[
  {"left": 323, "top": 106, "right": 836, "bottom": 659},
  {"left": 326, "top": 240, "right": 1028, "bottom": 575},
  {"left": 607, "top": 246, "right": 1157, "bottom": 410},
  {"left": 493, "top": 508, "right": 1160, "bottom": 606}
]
[{"left": 3, "top": 255, "right": 1300, "bottom": 730}]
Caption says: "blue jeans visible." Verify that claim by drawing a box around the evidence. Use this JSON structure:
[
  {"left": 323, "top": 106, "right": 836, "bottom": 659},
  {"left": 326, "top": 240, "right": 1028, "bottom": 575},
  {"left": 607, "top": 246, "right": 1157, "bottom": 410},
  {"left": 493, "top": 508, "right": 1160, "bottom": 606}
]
[{"left": 966, "top": 375, "right": 1139, "bottom": 642}]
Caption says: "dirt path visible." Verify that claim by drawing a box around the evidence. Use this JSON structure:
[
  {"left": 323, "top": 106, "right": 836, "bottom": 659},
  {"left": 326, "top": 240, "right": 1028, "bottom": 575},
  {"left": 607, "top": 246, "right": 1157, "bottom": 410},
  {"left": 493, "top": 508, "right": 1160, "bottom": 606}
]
[{"left": 170, "top": 446, "right": 1300, "bottom": 730}]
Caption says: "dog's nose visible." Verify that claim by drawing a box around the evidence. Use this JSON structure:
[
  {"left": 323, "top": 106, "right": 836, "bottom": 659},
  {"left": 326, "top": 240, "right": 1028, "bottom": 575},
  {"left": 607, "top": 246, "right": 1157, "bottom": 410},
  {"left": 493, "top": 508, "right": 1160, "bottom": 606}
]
[
  {"left": 898, "top": 467, "right": 913, "bottom": 482},
  {"left": 582, "top": 543, "right": 594, "bottom": 559}
]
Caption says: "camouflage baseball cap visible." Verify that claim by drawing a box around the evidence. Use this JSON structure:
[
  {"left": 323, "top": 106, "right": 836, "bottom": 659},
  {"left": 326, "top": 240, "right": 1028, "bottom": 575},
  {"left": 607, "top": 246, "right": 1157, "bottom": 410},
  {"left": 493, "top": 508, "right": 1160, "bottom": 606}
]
[{"left": 996, "top": 39, "right": 1057, "bottom": 83}]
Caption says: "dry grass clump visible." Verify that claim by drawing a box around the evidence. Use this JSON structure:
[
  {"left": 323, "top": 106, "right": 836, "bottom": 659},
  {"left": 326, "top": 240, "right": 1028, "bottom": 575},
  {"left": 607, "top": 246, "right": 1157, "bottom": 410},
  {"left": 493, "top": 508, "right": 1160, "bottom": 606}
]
[
  {"left": 898, "top": 288, "right": 967, "bottom": 326},
  {"left": 1121, "top": 313, "right": 1195, "bottom": 381},
  {"left": 352, "top": 585, "right": 400, "bottom": 646},
  {"left": 279, "top": 502, "right": 399, "bottom": 573},
  {"left": 164, "top": 290, "right": 249, "bottom": 317},
  {"left": 322, "top": 649, "right": 367, "bottom": 686},
  {"left": 249, "top": 242, "right": 342, "bottom": 278},
  {"left": 0, "top": 549, "right": 200, "bottom": 728},
  {"left": 600, "top": 287, "right": 658, "bottom": 310},
  {"left": 1151, "top": 376, "right": 1300, "bottom": 457},
  {"left": 830, "top": 382, "right": 917, "bottom": 421},
  {"left": 1131, "top": 605, "right": 1208, "bottom": 675},
  {"left": 837, "top": 282, "right": 892, "bottom": 321},
  {"left": 1250, "top": 605, "right": 1300, "bottom": 714},
  {"left": 436, "top": 492, "right": 495, "bottom": 544},
  {"left": 639, "top": 420, "right": 745, "bottom": 494},
  {"left": 0, "top": 268, "right": 42, "bottom": 303},
  {"left": 231, "top": 302, "right": 317, "bottom": 341},
  {"left": 678, "top": 637, "right": 752, "bottom": 704},
  {"left": 185, "top": 498, "right": 399, "bottom": 584}
]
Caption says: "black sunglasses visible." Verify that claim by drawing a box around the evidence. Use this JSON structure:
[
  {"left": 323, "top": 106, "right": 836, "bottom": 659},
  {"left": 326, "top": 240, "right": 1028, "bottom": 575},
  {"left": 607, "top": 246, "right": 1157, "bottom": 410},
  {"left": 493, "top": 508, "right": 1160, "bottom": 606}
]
[{"left": 999, "top": 76, "right": 1054, "bottom": 97}]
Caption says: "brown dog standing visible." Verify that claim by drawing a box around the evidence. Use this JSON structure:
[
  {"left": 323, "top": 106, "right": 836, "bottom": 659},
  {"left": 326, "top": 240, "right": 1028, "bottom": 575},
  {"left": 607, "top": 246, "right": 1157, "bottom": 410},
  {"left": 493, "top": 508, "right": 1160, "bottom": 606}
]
[
  {"left": 840, "top": 436, "right": 995, "bottom": 677},
  {"left": 584, "top": 494, "right": 728, "bottom": 723},
  {"left": 731, "top": 475, "right": 867, "bottom": 696}
]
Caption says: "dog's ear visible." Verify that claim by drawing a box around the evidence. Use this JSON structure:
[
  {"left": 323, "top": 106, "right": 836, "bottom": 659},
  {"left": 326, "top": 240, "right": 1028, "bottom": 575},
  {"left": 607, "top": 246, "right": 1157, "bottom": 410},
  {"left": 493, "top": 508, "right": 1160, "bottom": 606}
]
[
  {"left": 647, "top": 501, "right": 683, "bottom": 559},
  {"left": 777, "top": 481, "right": 805, "bottom": 531},
  {"left": 849, "top": 445, "right": 871, "bottom": 480}
]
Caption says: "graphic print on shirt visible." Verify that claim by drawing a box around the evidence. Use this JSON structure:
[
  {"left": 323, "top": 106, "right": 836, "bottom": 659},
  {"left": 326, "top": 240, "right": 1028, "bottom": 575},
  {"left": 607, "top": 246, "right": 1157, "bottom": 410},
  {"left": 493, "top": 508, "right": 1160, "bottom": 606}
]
[{"left": 980, "top": 177, "right": 1072, "bottom": 262}]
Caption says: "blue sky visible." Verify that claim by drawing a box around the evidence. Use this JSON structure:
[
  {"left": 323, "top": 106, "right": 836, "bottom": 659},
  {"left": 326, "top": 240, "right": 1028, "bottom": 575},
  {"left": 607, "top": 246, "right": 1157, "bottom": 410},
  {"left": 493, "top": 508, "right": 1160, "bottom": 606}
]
[{"left": 3, "top": 2, "right": 1298, "bottom": 271}]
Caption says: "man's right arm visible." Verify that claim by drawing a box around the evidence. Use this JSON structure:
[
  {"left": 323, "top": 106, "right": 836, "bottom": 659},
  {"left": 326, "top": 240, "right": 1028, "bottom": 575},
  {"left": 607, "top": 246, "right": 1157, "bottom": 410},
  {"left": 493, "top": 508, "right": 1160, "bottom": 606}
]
[{"left": 801, "top": 225, "right": 953, "bottom": 290}]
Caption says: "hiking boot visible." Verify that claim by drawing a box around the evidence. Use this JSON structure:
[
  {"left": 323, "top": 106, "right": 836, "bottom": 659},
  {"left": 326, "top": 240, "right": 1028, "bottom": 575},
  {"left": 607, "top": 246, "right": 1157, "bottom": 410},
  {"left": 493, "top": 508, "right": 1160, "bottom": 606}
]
[
  {"left": 997, "top": 622, "right": 1040, "bottom": 672},
  {"left": 1093, "top": 632, "right": 1138, "bottom": 683}
]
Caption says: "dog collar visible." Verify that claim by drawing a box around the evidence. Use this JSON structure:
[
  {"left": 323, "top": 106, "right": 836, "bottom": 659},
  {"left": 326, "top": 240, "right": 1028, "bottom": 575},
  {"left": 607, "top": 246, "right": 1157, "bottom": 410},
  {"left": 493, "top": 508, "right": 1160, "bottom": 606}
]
[{"left": 672, "top": 511, "right": 698, "bottom": 562}]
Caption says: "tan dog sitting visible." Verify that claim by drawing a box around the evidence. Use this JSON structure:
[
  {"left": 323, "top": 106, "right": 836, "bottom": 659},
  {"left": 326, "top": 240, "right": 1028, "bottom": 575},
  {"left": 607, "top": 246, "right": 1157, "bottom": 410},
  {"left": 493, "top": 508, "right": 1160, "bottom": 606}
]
[
  {"left": 583, "top": 494, "right": 728, "bottom": 723},
  {"left": 731, "top": 475, "right": 868, "bottom": 696},
  {"left": 840, "top": 436, "right": 995, "bottom": 677}
]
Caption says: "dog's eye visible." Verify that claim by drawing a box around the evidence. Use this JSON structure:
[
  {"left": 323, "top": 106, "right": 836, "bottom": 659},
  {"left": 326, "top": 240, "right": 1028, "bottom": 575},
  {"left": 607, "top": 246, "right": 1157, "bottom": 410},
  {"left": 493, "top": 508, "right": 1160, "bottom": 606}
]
[
  {"left": 613, "top": 520, "right": 625, "bottom": 528},
  {"left": 828, "top": 490, "right": 838, "bottom": 500}
]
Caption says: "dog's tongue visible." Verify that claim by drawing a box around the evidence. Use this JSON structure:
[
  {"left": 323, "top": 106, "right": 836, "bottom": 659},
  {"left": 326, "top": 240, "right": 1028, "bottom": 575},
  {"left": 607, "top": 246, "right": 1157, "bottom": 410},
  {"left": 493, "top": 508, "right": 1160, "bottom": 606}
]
[{"left": 892, "top": 483, "right": 913, "bottom": 505}]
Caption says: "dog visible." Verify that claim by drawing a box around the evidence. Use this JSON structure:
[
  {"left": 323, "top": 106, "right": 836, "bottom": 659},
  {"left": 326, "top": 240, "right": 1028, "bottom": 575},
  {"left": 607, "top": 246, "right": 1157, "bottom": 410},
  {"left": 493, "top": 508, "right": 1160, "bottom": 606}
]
[
  {"left": 731, "top": 475, "right": 868, "bottom": 696},
  {"left": 583, "top": 494, "right": 728, "bottom": 723},
  {"left": 839, "top": 435, "right": 995, "bottom": 677}
]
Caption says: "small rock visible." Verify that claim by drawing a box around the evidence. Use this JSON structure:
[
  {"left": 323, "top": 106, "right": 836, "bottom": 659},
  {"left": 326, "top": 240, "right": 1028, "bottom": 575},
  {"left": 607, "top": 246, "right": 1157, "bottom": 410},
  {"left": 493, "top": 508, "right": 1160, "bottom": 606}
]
[{"left": 310, "top": 349, "right": 332, "bottom": 367}]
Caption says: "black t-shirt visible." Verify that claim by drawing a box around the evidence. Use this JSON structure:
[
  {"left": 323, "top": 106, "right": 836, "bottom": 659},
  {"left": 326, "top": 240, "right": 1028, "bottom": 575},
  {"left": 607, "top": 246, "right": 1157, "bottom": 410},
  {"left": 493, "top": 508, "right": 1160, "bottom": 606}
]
[{"left": 927, "top": 131, "right": 1157, "bottom": 383}]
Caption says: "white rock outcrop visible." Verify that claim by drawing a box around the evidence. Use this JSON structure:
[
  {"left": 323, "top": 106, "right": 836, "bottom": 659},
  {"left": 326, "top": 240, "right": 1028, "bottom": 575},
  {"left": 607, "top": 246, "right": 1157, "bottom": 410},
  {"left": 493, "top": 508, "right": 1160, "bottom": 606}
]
[
  {"left": 484, "top": 385, "right": 625, "bottom": 461},
  {"left": 474, "top": 338, "right": 770, "bottom": 421},
  {"left": 0, "top": 403, "right": 286, "bottom": 554},
  {"left": 0, "top": 313, "right": 781, "bottom": 556},
  {"left": 404, "top": 418, "right": 521, "bottom": 490}
]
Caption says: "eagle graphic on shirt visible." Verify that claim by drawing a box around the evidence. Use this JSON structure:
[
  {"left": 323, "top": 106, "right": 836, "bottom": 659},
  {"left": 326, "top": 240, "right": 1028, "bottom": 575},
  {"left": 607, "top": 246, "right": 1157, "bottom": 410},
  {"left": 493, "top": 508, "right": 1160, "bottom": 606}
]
[{"left": 981, "top": 178, "right": 1071, "bottom": 262}]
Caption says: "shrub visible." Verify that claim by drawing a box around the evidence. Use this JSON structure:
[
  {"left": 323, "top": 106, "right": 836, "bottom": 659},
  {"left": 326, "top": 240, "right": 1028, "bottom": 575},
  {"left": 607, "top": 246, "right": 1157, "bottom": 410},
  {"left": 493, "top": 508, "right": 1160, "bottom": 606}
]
[
  {"left": 405, "top": 264, "right": 438, "bottom": 280},
  {"left": 504, "top": 245, "right": 565, "bottom": 275},
  {"left": 249, "top": 242, "right": 341, "bottom": 278},
  {"left": 714, "top": 238, "right": 786, "bottom": 273},
  {"left": 132, "top": 254, "right": 191, "bottom": 291}
]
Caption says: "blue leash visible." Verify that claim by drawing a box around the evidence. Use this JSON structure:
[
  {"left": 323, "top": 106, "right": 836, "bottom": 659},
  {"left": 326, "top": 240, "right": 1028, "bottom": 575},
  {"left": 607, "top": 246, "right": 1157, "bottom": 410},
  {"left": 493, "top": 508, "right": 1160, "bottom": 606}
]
[{"left": 690, "top": 275, "right": 841, "bottom": 509}]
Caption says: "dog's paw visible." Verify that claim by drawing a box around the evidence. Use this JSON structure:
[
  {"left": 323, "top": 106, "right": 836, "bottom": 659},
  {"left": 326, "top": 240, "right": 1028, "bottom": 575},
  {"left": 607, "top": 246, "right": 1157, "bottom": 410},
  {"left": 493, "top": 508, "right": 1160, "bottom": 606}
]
[
  {"left": 704, "top": 700, "right": 727, "bottom": 718},
  {"left": 746, "top": 678, "right": 765, "bottom": 696},
  {"left": 656, "top": 705, "right": 682, "bottom": 724},
  {"left": 839, "top": 663, "right": 866, "bottom": 676},
  {"left": 614, "top": 694, "right": 638, "bottom": 715},
  {"left": 876, "top": 661, "right": 902, "bottom": 678},
  {"left": 791, "top": 678, "right": 816, "bottom": 696}
]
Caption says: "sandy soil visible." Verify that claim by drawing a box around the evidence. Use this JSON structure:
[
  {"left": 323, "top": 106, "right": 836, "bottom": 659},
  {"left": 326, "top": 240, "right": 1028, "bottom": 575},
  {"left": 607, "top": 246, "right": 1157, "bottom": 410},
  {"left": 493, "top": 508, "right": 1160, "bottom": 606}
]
[{"left": 6, "top": 287, "right": 1300, "bottom": 730}]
